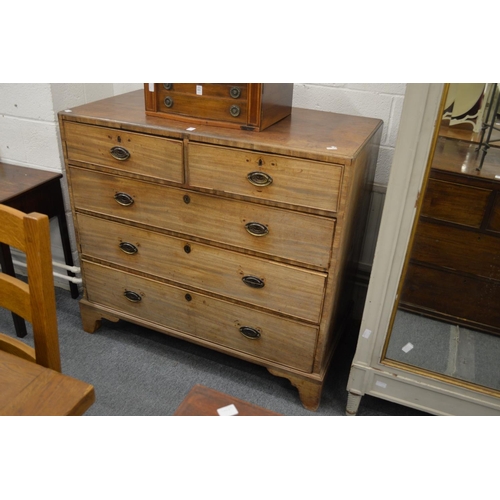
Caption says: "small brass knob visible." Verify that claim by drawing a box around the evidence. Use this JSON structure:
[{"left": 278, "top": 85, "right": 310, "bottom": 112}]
[
  {"left": 230, "top": 86, "right": 241, "bottom": 99},
  {"left": 163, "top": 83, "right": 173, "bottom": 90},
  {"left": 229, "top": 105, "right": 241, "bottom": 117},
  {"left": 164, "top": 96, "right": 173, "bottom": 108}
]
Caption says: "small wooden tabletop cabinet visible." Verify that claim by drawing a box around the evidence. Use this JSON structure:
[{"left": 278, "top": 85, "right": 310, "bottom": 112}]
[{"left": 58, "top": 90, "right": 382, "bottom": 410}]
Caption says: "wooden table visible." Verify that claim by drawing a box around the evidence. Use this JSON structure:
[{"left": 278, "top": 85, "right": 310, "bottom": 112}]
[
  {"left": 0, "top": 162, "right": 79, "bottom": 337},
  {"left": 174, "top": 384, "right": 281, "bottom": 416},
  {"left": 0, "top": 349, "right": 95, "bottom": 416}
]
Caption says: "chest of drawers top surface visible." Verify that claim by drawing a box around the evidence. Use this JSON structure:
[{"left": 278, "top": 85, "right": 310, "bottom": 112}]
[{"left": 59, "top": 90, "right": 381, "bottom": 165}]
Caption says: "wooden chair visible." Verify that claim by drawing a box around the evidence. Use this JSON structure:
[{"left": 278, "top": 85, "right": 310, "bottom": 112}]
[{"left": 0, "top": 204, "right": 61, "bottom": 371}]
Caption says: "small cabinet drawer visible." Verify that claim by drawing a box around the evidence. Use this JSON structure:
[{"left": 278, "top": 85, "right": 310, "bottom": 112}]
[
  {"left": 421, "top": 179, "right": 491, "bottom": 228},
  {"left": 83, "top": 262, "right": 318, "bottom": 372},
  {"left": 63, "top": 121, "right": 184, "bottom": 183},
  {"left": 157, "top": 89, "right": 247, "bottom": 124},
  {"left": 188, "top": 143, "right": 342, "bottom": 213},
  {"left": 69, "top": 168, "right": 335, "bottom": 268},
  {"left": 159, "top": 83, "right": 248, "bottom": 99},
  {"left": 77, "top": 214, "right": 326, "bottom": 322}
]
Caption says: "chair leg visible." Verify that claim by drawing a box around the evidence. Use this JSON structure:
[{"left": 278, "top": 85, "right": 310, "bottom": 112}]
[{"left": 0, "top": 243, "right": 28, "bottom": 338}]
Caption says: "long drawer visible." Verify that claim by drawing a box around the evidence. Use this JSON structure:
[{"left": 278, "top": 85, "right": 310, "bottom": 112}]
[
  {"left": 411, "top": 219, "right": 500, "bottom": 281},
  {"left": 69, "top": 167, "right": 335, "bottom": 268},
  {"left": 77, "top": 214, "right": 326, "bottom": 322},
  {"left": 188, "top": 142, "right": 343, "bottom": 212},
  {"left": 63, "top": 121, "right": 184, "bottom": 183},
  {"left": 83, "top": 262, "right": 318, "bottom": 372}
]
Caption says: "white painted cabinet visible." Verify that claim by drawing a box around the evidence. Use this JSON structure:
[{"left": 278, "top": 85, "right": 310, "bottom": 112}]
[{"left": 346, "top": 83, "right": 500, "bottom": 416}]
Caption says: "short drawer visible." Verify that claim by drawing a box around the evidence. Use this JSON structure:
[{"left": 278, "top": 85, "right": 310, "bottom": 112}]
[
  {"left": 421, "top": 179, "right": 491, "bottom": 228},
  {"left": 63, "top": 121, "right": 184, "bottom": 183},
  {"left": 189, "top": 143, "right": 342, "bottom": 213},
  {"left": 69, "top": 168, "right": 335, "bottom": 269},
  {"left": 83, "top": 262, "right": 318, "bottom": 372},
  {"left": 77, "top": 214, "right": 326, "bottom": 322}
]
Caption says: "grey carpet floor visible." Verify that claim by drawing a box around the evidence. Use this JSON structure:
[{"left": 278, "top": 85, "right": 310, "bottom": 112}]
[{"left": 0, "top": 286, "right": 427, "bottom": 416}]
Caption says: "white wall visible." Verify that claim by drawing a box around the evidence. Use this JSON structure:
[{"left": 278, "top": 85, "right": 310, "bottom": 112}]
[{"left": 0, "top": 83, "right": 405, "bottom": 288}]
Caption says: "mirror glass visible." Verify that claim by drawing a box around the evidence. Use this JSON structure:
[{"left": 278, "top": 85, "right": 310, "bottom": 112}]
[{"left": 382, "top": 83, "right": 500, "bottom": 392}]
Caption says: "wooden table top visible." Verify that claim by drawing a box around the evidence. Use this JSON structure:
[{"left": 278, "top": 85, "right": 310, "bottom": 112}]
[
  {"left": 0, "top": 349, "right": 95, "bottom": 416},
  {"left": 174, "top": 384, "right": 281, "bottom": 416},
  {"left": 0, "top": 162, "right": 62, "bottom": 203}
]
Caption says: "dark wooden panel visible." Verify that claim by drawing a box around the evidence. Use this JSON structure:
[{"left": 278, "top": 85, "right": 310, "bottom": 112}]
[
  {"left": 411, "top": 219, "right": 500, "bottom": 281},
  {"left": 487, "top": 192, "right": 500, "bottom": 233},
  {"left": 400, "top": 263, "right": 500, "bottom": 335},
  {"left": 421, "top": 179, "right": 491, "bottom": 228}
]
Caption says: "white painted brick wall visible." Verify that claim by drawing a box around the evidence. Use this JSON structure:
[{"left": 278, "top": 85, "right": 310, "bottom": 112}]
[
  {"left": 0, "top": 82, "right": 406, "bottom": 289},
  {"left": 292, "top": 83, "right": 406, "bottom": 185}
]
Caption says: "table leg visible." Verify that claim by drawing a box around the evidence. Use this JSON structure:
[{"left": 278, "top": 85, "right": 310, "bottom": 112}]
[
  {"left": 54, "top": 185, "right": 79, "bottom": 299},
  {"left": 0, "top": 243, "right": 28, "bottom": 338}
]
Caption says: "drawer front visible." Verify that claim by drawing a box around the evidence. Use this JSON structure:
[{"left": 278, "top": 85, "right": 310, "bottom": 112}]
[
  {"left": 64, "top": 121, "right": 184, "bottom": 183},
  {"left": 157, "top": 91, "right": 247, "bottom": 124},
  {"left": 83, "top": 262, "right": 318, "bottom": 372},
  {"left": 77, "top": 214, "right": 326, "bottom": 322},
  {"left": 411, "top": 219, "right": 500, "bottom": 281},
  {"left": 189, "top": 143, "right": 342, "bottom": 213},
  {"left": 421, "top": 179, "right": 491, "bottom": 228},
  {"left": 159, "top": 83, "right": 248, "bottom": 100},
  {"left": 400, "top": 263, "right": 500, "bottom": 332},
  {"left": 70, "top": 168, "right": 335, "bottom": 268}
]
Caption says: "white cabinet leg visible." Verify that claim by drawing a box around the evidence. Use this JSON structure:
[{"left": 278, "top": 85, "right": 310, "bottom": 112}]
[{"left": 346, "top": 392, "right": 362, "bottom": 415}]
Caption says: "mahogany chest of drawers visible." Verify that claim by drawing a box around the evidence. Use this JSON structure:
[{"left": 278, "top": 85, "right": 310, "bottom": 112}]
[
  {"left": 144, "top": 83, "right": 293, "bottom": 131},
  {"left": 58, "top": 89, "right": 382, "bottom": 410}
]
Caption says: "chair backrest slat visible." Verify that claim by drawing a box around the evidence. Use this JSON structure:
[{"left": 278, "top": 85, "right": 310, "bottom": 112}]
[
  {"left": 0, "top": 274, "right": 31, "bottom": 321},
  {"left": 0, "top": 204, "right": 61, "bottom": 372}
]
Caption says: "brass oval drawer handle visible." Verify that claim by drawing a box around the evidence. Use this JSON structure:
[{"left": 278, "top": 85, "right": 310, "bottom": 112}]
[
  {"left": 242, "top": 276, "right": 265, "bottom": 288},
  {"left": 110, "top": 146, "right": 130, "bottom": 161},
  {"left": 119, "top": 242, "right": 138, "bottom": 255},
  {"left": 247, "top": 171, "right": 273, "bottom": 187},
  {"left": 229, "top": 105, "right": 240, "bottom": 117},
  {"left": 239, "top": 326, "right": 261, "bottom": 340},
  {"left": 164, "top": 96, "right": 174, "bottom": 108},
  {"left": 230, "top": 86, "right": 241, "bottom": 99},
  {"left": 245, "top": 222, "right": 269, "bottom": 237},
  {"left": 124, "top": 290, "right": 142, "bottom": 302},
  {"left": 114, "top": 192, "right": 134, "bottom": 207}
]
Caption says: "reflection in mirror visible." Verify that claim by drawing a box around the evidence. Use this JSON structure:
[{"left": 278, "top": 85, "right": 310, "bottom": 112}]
[{"left": 383, "top": 83, "right": 500, "bottom": 392}]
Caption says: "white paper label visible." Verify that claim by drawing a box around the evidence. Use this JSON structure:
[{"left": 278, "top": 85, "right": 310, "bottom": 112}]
[
  {"left": 196, "top": 85, "right": 203, "bottom": 95},
  {"left": 148, "top": 83, "right": 155, "bottom": 92},
  {"left": 375, "top": 380, "right": 387, "bottom": 389},
  {"left": 217, "top": 404, "right": 238, "bottom": 416},
  {"left": 362, "top": 329, "right": 372, "bottom": 339},
  {"left": 402, "top": 342, "right": 414, "bottom": 353}
]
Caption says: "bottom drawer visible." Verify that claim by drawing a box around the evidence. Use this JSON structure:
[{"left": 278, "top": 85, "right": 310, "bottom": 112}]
[{"left": 83, "top": 262, "right": 318, "bottom": 372}]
